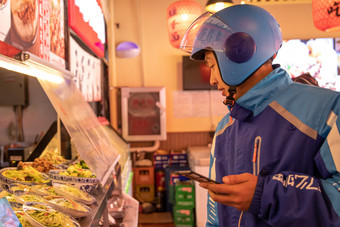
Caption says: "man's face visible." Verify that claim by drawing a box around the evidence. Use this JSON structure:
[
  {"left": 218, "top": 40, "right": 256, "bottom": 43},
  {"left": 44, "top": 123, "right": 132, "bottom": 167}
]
[{"left": 204, "top": 51, "right": 229, "bottom": 96}]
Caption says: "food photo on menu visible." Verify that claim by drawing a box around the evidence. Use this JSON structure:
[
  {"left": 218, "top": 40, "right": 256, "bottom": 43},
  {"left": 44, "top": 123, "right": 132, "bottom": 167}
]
[
  {"left": 10, "top": 0, "right": 39, "bottom": 47},
  {"left": 0, "top": 0, "right": 65, "bottom": 68},
  {"left": 49, "top": 0, "right": 65, "bottom": 60},
  {"left": 0, "top": 0, "right": 10, "bottom": 42}
]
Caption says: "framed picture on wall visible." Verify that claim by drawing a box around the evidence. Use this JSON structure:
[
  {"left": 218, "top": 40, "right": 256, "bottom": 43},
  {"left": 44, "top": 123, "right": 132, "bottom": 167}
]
[{"left": 120, "top": 87, "right": 167, "bottom": 141}]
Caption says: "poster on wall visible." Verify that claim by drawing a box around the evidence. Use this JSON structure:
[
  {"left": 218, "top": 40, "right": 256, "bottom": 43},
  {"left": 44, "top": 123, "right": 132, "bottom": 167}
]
[
  {"left": 70, "top": 37, "right": 102, "bottom": 102},
  {"left": 121, "top": 87, "right": 167, "bottom": 141},
  {"left": 0, "top": 0, "right": 65, "bottom": 68}
]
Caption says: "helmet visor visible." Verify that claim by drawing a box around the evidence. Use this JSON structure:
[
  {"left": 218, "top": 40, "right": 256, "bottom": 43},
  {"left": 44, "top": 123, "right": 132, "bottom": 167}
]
[
  {"left": 180, "top": 12, "right": 236, "bottom": 59},
  {"left": 179, "top": 12, "right": 213, "bottom": 54}
]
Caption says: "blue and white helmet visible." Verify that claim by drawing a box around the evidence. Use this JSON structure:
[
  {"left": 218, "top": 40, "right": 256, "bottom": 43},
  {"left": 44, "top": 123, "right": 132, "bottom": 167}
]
[{"left": 180, "top": 4, "right": 282, "bottom": 86}]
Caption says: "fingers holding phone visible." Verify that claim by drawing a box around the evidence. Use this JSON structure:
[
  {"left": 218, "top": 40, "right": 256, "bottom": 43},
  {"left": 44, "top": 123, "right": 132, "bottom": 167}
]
[{"left": 201, "top": 173, "right": 258, "bottom": 211}]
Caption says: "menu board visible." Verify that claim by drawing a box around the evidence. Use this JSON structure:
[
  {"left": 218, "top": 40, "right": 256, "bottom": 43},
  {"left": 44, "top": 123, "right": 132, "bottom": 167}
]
[
  {"left": 70, "top": 37, "right": 102, "bottom": 102},
  {"left": 0, "top": 0, "right": 65, "bottom": 68}
]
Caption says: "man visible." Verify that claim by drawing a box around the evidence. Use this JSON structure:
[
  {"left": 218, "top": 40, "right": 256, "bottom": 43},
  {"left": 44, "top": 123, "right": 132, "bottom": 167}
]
[{"left": 180, "top": 4, "right": 340, "bottom": 227}]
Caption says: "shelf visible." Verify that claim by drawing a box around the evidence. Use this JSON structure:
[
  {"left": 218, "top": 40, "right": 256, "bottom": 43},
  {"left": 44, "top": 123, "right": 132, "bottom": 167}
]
[{"left": 78, "top": 175, "right": 115, "bottom": 227}]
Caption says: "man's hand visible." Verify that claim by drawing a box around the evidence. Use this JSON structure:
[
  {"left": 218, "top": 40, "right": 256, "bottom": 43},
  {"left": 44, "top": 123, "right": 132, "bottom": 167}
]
[{"left": 199, "top": 173, "right": 258, "bottom": 211}]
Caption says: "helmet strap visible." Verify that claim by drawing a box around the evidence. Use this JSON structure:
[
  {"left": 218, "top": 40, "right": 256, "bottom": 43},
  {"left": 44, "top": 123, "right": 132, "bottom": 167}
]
[
  {"left": 222, "top": 57, "right": 275, "bottom": 107},
  {"left": 223, "top": 85, "right": 237, "bottom": 106}
]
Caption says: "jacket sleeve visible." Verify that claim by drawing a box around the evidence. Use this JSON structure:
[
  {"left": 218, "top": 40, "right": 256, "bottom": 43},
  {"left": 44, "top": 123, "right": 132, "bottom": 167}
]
[
  {"left": 248, "top": 97, "right": 340, "bottom": 227},
  {"left": 206, "top": 132, "right": 219, "bottom": 227},
  {"left": 206, "top": 113, "right": 232, "bottom": 227}
]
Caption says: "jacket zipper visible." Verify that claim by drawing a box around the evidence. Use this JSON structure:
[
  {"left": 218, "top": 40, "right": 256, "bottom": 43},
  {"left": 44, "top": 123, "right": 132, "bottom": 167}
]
[
  {"left": 238, "top": 136, "right": 262, "bottom": 227},
  {"left": 253, "top": 136, "right": 262, "bottom": 176}
]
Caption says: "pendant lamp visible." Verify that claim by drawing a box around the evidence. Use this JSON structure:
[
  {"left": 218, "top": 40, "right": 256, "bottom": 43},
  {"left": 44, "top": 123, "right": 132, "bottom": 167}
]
[
  {"left": 167, "top": 0, "right": 203, "bottom": 49},
  {"left": 205, "top": 0, "right": 233, "bottom": 13},
  {"left": 312, "top": 0, "right": 340, "bottom": 32}
]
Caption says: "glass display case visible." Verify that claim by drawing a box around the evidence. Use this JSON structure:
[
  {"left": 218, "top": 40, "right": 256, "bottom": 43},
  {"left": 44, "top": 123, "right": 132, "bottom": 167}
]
[{"left": 0, "top": 52, "right": 133, "bottom": 226}]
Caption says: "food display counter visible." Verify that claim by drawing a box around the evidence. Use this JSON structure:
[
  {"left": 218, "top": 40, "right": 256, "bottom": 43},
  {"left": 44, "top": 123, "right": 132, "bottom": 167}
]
[
  {"left": 0, "top": 0, "right": 136, "bottom": 225},
  {"left": 0, "top": 51, "right": 135, "bottom": 226},
  {"left": 0, "top": 161, "right": 118, "bottom": 227}
]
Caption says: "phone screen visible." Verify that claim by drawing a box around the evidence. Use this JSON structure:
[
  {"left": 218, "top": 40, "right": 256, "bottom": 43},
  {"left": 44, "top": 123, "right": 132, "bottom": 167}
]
[{"left": 174, "top": 170, "right": 220, "bottom": 184}]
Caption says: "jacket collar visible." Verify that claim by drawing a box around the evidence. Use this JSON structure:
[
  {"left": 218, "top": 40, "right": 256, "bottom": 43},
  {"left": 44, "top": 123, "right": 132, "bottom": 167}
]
[{"left": 230, "top": 67, "right": 292, "bottom": 121}]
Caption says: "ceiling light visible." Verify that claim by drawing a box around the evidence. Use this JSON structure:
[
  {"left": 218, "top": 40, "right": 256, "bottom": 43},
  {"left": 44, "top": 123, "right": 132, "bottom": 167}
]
[{"left": 205, "top": 0, "right": 233, "bottom": 13}]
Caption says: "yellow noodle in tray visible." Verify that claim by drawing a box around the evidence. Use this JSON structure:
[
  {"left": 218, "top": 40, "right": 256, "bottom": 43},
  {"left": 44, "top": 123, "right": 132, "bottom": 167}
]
[
  {"left": 15, "top": 211, "right": 33, "bottom": 227},
  {"left": 9, "top": 183, "right": 31, "bottom": 193},
  {"left": 0, "top": 189, "right": 11, "bottom": 198},
  {"left": 23, "top": 202, "right": 80, "bottom": 227},
  {"left": 43, "top": 195, "right": 92, "bottom": 218},
  {"left": 52, "top": 182, "right": 96, "bottom": 205},
  {"left": 14, "top": 190, "right": 45, "bottom": 204},
  {"left": 0, "top": 189, "right": 16, "bottom": 202},
  {"left": 0, "top": 166, "right": 50, "bottom": 185},
  {"left": 30, "top": 184, "right": 58, "bottom": 196}
]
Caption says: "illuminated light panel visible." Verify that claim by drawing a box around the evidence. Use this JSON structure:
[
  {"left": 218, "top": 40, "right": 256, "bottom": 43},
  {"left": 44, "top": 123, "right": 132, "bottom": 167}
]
[{"left": 0, "top": 54, "right": 65, "bottom": 84}]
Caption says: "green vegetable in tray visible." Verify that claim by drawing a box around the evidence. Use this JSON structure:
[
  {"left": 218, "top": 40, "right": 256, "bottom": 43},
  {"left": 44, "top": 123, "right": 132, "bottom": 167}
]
[
  {"left": 59, "top": 161, "right": 96, "bottom": 178},
  {"left": 79, "top": 160, "right": 90, "bottom": 169}
]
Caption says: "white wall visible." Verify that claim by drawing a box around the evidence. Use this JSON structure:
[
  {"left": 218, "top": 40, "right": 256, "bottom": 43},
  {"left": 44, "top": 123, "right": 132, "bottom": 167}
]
[{"left": 0, "top": 76, "right": 57, "bottom": 145}]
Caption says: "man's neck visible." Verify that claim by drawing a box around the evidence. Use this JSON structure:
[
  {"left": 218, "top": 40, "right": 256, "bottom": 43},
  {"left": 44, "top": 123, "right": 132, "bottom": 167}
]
[{"left": 235, "top": 63, "right": 273, "bottom": 100}]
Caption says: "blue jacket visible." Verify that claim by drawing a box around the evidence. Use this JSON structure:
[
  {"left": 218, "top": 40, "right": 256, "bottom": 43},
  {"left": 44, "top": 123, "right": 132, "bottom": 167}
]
[{"left": 207, "top": 67, "right": 340, "bottom": 227}]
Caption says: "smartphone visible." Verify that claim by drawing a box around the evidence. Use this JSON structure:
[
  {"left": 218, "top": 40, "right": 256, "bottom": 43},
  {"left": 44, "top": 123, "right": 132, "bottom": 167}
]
[{"left": 173, "top": 170, "right": 220, "bottom": 184}]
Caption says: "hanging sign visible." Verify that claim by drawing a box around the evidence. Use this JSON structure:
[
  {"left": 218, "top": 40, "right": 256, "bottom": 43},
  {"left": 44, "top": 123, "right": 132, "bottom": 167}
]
[
  {"left": 70, "top": 37, "right": 102, "bottom": 102},
  {"left": 68, "top": 0, "right": 106, "bottom": 58},
  {"left": 313, "top": 0, "right": 340, "bottom": 32},
  {"left": 167, "top": 0, "right": 202, "bottom": 49}
]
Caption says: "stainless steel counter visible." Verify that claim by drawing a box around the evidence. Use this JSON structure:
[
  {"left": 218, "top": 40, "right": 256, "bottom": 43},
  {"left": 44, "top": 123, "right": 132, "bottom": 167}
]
[{"left": 78, "top": 176, "right": 115, "bottom": 227}]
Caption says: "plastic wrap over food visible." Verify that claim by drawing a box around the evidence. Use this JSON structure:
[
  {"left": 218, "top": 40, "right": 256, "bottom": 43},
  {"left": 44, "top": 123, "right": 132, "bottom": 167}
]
[{"left": 37, "top": 75, "right": 125, "bottom": 186}]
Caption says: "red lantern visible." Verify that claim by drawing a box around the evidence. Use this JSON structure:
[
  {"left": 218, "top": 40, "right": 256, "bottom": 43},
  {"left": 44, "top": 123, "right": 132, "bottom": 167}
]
[
  {"left": 167, "top": 0, "right": 203, "bottom": 49},
  {"left": 312, "top": 0, "right": 340, "bottom": 32}
]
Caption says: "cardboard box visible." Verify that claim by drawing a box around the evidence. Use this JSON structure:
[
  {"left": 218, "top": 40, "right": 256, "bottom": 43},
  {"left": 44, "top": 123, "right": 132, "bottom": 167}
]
[
  {"left": 175, "top": 184, "right": 195, "bottom": 207},
  {"left": 135, "top": 184, "right": 155, "bottom": 202},
  {"left": 173, "top": 205, "right": 195, "bottom": 225},
  {"left": 154, "top": 154, "right": 170, "bottom": 170},
  {"left": 170, "top": 152, "right": 188, "bottom": 167},
  {"left": 134, "top": 166, "right": 154, "bottom": 185},
  {"left": 175, "top": 224, "right": 195, "bottom": 227}
]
